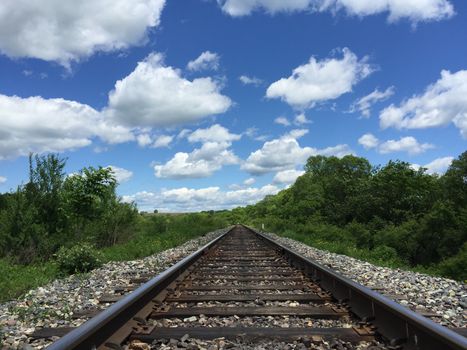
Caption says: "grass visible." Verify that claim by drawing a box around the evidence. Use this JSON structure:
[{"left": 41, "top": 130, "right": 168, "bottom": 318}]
[
  {"left": 0, "top": 259, "right": 59, "bottom": 302},
  {"left": 0, "top": 216, "right": 228, "bottom": 303}
]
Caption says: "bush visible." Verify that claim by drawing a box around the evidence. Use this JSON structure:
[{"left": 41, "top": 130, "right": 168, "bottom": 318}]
[
  {"left": 56, "top": 243, "right": 102, "bottom": 274},
  {"left": 371, "top": 245, "right": 400, "bottom": 263},
  {"left": 436, "top": 243, "right": 467, "bottom": 281}
]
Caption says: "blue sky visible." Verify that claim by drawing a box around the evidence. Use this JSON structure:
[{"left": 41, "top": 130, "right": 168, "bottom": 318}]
[{"left": 0, "top": 0, "right": 466, "bottom": 211}]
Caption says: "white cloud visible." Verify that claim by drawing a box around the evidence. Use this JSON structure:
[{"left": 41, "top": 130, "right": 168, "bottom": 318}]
[
  {"left": 154, "top": 141, "right": 239, "bottom": 179},
  {"left": 242, "top": 129, "right": 352, "bottom": 175},
  {"left": 318, "top": 0, "right": 454, "bottom": 23},
  {"left": 350, "top": 86, "right": 395, "bottom": 118},
  {"left": 177, "top": 129, "right": 191, "bottom": 139},
  {"left": 229, "top": 177, "right": 257, "bottom": 190},
  {"left": 152, "top": 135, "right": 173, "bottom": 148},
  {"left": 294, "top": 113, "right": 312, "bottom": 125},
  {"left": 239, "top": 135, "right": 313, "bottom": 175},
  {"left": 107, "top": 165, "right": 133, "bottom": 183},
  {"left": 0, "top": 176, "right": 6, "bottom": 184},
  {"left": 359, "top": 133, "right": 435, "bottom": 155},
  {"left": 358, "top": 133, "right": 379, "bottom": 149},
  {"left": 105, "top": 53, "right": 232, "bottom": 128},
  {"left": 422, "top": 156, "right": 454, "bottom": 174},
  {"left": 411, "top": 156, "right": 453, "bottom": 175},
  {"left": 0, "top": 94, "right": 133, "bottom": 159},
  {"left": 187, "top": 51, "right": 220, "bottom": 71},
  {"left": 187, "top": 124, "right": 241, "bottom": 143},
  {"left": 380, "top": 70, "right": 467, "bottom": 138},
  {"left": 0, "top": 0, "right": 166, "bottom": 67},
  {"left": 274, "top": 116, "right": 291, "bottom": 126},
  {"left": 239, "top": 75, "right": 263, "bottom": 86},
  {"left": 318, "top": 144, "right": 354, "bottom": 158},
  {"left": 136, "top": 134, "right": 152, "bottom": 147},
  {"left": 122, "top": 184, "right": 280, "bottom": 212},
  {"left": 286, "top": 129, "right": 309, "bottom": 139},
  {"left": 273, "top": 169, "right": 305, "bottom": 184},
  {"left": 243, "top": 178, "right": 256, "bottom": 186},
  {"left": 378, "top": 136, "right": 434, "bottom": 155},
  {"left": 266, "top": 48, "right": 373, "bottom": 109},
  {"left": 244, "top": 127, "right": 269, "bottom": 142},
  {"left": 217, "top": 0, "right": 454, "bottom": 23}
]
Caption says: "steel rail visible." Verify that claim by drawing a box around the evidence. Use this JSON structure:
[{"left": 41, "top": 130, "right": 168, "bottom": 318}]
[
  {"left": 46, "top": 227, "right": 233, "bottom": 350},
  {"left": 249, "top": 225, "right": 467, "bottom": 350}
]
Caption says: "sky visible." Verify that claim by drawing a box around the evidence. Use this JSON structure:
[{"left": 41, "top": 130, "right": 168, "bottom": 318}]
[{"left": 0, "top": 0, "right": 466, "bottom": 212}]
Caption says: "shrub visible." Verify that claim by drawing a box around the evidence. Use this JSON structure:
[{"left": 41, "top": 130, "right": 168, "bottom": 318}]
[
  {"left": 371, "top": 245, "right": 399, "bottom": 263},
  {"left": 436, "top": 243, "right": 467, "bottom": 281},
  {"left": 55, "top": 243, "right": 102, "bottom": 274}
]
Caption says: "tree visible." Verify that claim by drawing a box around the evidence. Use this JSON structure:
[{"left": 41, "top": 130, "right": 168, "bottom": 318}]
[
  {"left": 63, "top": 166, "right": 117, "bottom": 238},
  {"left": 26, "top": 153, "right": 67, "bottom": 238},
  {"left": 442, "top": 151, "right": 467, "bottom": 207}
]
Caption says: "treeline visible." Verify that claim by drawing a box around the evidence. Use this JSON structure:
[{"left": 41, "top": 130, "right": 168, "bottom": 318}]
[
  {"left": 0, "top": 154, "right": 138, "bottom": 264},
  {"left": 227, "top": 152, "right": 467, "bottom": 280}
]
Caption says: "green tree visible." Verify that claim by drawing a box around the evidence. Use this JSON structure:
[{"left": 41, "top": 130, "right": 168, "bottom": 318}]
[{"left": 442, "top": 151, "right": 467, "bottom": 207}]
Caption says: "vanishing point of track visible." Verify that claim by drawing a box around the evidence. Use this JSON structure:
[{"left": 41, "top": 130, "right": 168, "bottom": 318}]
[{"left": 34, "top": 225, "right": 467, "bottom": 349}]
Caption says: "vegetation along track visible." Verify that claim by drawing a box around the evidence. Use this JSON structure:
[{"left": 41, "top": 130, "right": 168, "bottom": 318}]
[{"left": 32, "top": 225, "right": 467, "bottom": 350}]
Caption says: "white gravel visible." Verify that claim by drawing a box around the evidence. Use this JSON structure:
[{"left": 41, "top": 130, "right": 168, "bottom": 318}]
[
  {"left": 0, "top": 227, "right": 230, "bottom": 350},
  {"left": 262, "top": 231, "right": 467, "bottom": 329},
  {"left": 0, "top": 226, "right": 465, "bottom": 350}
]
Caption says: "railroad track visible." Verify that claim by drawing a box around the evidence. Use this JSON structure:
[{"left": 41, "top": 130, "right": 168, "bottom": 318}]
[{"left": 32, "top": 225, "right": 467, "bottom": 349}]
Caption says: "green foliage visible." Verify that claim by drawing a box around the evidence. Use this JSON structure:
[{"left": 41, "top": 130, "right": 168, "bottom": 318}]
[
  {"left": 0, "top": 259, "right": 58, "bottom": 302},
  {"left": 436, "top": 243, "right": 467, "bottom": 281},
  {"left": 239, "top": 151, "right": 467, "bottom": 280},
  {"left": 55, "top": 243, "right": 103, "bottom": 274}
]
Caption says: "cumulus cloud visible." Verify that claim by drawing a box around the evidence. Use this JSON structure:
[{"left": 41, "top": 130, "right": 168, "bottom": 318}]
[
  {"left": 107, "top": 165, "right": 133, "bottom": 183},
  {"left": 350, "top": 86, "right": 395, "bottom": 118},
  {"left": 0, "top": 94, "right": 133, "bottom": 159},
  {"left": 266, "top": 48, "right": 373, "bottom": 109},
  {"left": 217, "top": 0, "right": 454, "bottom": 23},
  {"left": 274, "top": 117, "right": 291, "bottom": 126},
  {"left": 154, "top": 129, "right": 241, "bottom": 179},
  {"left": 378, "top": 136, "right": 434, "bottom": 155},
  {"left": 0, "top": 0, "right": 166, "bottom": 67},
  {"left": 122, "top": 184, "right": 280, "bottom": 212},
  {"left": 294, "top": 113, "right": 312, "bottom": 125},
  {"left": 187, "top": 51, "right": 220, "bottom": 71},
  {"left": 105, "top": 53, "right": 232, "bottom": 128},
  {"left": 358, "top": 133, "right": 434, "bottom": 155},
  {"left": 242, "top": 129, "right": 352, "bottom": 175},
  {"left": 0, "top": 176, "right": 6, "bottom": 184},
  {"left": 136, "top": 134, "right": 152, "bottom": 147},
  {"left": 358, "top": 133, "right": 379, "bottom": 149},
  {"left": 273, "top": 169, "right": 305, "bottom": 184},
  {"left": 380, "top": 70, "right": 467, "bottom": 138},
  {"left": 229, "top": 177, "right": 256, "bottom": 190},
  {"left": 412, "top": 156, "right": 454, "bottom": 175},
  {"left": 239, "top": 75, "right": 263, "bottom": 86},
  {"left": 244, "top": 127, "right": 269, "bottom": 142},
  {"left": 187, "top": 124, "right": 241, "bottom": 143},
  {"left": 318, "top": 144, "right": 354, "bottom": 158},
  {"left": 152, "top": 135, "right": 173, "bottom": 148}
]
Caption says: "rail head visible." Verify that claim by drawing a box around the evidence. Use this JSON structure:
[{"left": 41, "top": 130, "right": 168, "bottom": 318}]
[
  {"left": 46, "top": 226, "right": 234, "bottom": 350},
  {"left": 247, "top": 225, "right": 467, "bottom": 350}
]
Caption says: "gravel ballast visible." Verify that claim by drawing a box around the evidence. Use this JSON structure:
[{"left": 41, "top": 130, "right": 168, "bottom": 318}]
[
  {"left": 0, "top": 228, "right": 230, "bottom": 349},
  {"left": 0, "top": 226, "right": 465, "bottom": 349},
  {"left": 263, "top": 231, "right": 467, "bottom": 329}
]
